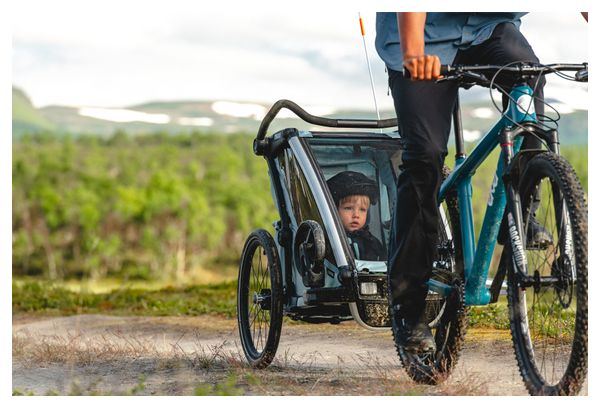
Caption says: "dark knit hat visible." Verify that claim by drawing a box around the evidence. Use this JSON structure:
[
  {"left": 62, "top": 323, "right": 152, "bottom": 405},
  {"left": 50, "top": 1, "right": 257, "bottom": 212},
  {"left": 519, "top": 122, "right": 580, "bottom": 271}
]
[{"left": 326, "top": 171, "right": 378, "bottom": 205}]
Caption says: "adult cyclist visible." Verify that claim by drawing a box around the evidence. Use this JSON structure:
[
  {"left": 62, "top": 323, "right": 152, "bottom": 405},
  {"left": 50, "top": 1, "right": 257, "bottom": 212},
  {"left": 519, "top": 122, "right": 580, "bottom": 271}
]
[{"left": 375, "top": 12, "right": 588, "bottom": 353}]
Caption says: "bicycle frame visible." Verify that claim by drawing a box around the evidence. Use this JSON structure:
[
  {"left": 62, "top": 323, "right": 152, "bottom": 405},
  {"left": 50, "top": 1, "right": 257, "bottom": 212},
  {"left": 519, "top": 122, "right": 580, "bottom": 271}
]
[{"left": 429, "top": 84, "right": 537, "bottom": 306}]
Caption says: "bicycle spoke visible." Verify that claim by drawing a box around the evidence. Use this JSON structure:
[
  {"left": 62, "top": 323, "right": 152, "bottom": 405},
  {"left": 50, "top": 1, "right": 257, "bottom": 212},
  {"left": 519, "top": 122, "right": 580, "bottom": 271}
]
[{"left": 521, "top": 173, "right": 577, "bottom": 386}]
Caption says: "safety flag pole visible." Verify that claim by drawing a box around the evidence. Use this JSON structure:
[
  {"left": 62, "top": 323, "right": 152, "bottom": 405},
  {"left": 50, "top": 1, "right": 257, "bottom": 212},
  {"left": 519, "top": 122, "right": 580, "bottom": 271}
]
[{"left": 358, "top": 12, "right": 381, "bottom": 123}]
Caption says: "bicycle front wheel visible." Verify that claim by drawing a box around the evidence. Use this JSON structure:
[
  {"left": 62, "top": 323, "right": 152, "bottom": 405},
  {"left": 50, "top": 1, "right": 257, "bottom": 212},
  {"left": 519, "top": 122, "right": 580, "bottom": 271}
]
[{"left": 507, "top": 152, "right": 587, "bottom": 395}]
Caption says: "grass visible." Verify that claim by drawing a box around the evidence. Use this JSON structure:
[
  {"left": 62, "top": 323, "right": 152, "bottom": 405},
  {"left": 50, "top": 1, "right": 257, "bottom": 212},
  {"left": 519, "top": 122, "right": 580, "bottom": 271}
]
[
  {"left": 468, "top": 302, "right": 510, "bottom": 330},
  {"left": 193, "top": 373, "right": 245, "bottom": 396},
  {"left": 12, "top": 328, "right": 243, "bottom": 368},
  {"left": 12, "top": 279, "right": 238, "bottom": 317}
]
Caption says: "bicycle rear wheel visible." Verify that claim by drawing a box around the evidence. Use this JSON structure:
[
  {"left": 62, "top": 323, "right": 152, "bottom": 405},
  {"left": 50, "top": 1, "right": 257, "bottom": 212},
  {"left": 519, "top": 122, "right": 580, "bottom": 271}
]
[
  {"left": 506, "top": 152, "right": 587, "bottom": 395},
  {"left": 395, "top": 169, "right": 467, "bottom": 385}
]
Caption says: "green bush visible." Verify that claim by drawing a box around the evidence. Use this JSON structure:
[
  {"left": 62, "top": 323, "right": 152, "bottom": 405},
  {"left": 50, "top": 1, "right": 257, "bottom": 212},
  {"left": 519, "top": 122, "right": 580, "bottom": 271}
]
[{"left": 12, "top": 131, "right": 278, "bottom": 282}]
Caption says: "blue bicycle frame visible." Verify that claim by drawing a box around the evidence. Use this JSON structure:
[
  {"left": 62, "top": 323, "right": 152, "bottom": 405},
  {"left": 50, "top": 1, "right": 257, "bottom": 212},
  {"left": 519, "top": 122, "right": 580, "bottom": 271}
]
[{"left": 428, "top": 84, "right": 537, "bottom": 306}]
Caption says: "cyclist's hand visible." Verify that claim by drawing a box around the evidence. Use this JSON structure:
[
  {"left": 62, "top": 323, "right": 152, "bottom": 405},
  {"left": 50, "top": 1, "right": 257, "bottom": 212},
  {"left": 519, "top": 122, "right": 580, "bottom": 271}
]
[{"left": 403, "top": 54, "right": 441, "bottom": 81}]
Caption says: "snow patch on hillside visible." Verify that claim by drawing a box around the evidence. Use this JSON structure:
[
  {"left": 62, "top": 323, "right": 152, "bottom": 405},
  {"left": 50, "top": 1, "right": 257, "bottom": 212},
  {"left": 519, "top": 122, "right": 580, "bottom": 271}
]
[
  {"left": 211, "top": 101, "right": 266, "bottom": 120},
  {"left": 177, "top": 117, "right": 214, "bottom": 126},
  {"left": 78, "top": 107, "right": 170, "bottom": 124}
]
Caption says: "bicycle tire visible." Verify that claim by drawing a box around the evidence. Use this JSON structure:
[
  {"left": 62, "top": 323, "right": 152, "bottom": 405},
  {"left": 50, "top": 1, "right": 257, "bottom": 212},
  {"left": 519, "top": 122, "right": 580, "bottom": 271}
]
[
  {"left": 394, "top": 167, "right": 468, "bottom": 385},
  {"left": 506, "top": 152, "right": 587, "bottom": 395},
  {"left": 237, "top": 229, "right": 284, "bottom": 368}
]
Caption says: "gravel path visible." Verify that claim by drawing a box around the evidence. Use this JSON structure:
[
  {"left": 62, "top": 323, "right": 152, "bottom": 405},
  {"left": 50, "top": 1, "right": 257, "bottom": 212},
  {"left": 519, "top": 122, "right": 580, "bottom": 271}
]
[{"left": 12, "top": 314, "right": 588, "bottom": 396}]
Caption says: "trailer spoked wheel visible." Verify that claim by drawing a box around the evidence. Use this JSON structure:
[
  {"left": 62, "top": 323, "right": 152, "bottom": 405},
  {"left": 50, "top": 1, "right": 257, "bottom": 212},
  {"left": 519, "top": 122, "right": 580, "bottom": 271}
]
[{"left": 237, "top": 229, "right": 284, "bottom": 368}]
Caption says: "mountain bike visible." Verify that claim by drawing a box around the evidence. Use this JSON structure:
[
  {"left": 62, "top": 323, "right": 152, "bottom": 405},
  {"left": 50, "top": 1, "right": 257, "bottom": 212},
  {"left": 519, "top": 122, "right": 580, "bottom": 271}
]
[{"left": 405, "top": 62, "right": 588, "bottom": 395}]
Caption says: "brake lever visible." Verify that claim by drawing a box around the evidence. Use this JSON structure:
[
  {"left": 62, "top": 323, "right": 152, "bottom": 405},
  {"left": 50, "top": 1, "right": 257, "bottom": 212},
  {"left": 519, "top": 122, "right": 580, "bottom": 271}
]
[
  {"left": 435, "top": 75, "right": 457, "bottom": 84},
  {"left": 463, "top": 72, "right": 491, "bottom": 84},
  {"left": 436, "top": 72, "right": 491, "bottom": 88}
]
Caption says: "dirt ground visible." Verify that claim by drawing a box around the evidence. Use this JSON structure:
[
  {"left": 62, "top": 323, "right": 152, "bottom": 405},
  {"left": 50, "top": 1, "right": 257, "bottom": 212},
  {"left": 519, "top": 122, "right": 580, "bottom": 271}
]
[{"left": 12, "top": 314, "right": 588, "bottom": 396}]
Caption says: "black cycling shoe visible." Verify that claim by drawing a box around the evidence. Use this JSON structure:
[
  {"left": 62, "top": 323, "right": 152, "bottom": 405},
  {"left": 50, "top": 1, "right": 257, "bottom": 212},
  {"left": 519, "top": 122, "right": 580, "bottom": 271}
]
[
  {"left": 390, "top": 306, "right": 436, "bottom": 354},
  {"left": 527, "top": 216, "right": 553, "bottom": 249}
]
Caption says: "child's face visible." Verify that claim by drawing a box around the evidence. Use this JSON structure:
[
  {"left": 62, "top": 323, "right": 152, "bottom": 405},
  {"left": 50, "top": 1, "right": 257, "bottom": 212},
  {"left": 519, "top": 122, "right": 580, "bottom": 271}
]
[{"left": 337, "top": 195, "right": 370, "bottom": 232}]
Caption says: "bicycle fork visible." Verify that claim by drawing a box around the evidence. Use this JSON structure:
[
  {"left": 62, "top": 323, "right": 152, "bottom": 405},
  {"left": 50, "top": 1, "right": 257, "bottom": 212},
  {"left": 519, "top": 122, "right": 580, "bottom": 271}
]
[{"left": 499, "top": 130, "right": 529, "bottom": 282}]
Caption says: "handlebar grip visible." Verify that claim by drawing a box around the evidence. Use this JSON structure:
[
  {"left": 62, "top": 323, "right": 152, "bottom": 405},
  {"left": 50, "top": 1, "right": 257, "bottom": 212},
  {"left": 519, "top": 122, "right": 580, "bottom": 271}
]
[{"left": 575, "top": 69, "right": 588, "bottom": 82}]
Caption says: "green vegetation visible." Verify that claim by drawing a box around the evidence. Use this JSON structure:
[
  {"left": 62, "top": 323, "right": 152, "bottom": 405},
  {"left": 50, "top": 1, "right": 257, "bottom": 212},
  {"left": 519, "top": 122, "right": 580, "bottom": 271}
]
[
  {"left": 194, "top": 372, "right": 245, "bottom": 396},
  {"left": 12, "top": 279, "right": 238, "bottom": 317},
  {"left": 13, "top": 131, "right": 278, "bottom": 283},
  {"left": 468, "top": 303, "right": 510, "bottom": 329}
]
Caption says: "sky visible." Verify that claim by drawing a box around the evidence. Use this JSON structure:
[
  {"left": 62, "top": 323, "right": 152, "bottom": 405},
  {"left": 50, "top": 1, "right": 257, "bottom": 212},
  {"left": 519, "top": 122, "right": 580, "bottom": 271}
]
[{"left": 11, "top": 1, "right": 591, "bottom": 112}]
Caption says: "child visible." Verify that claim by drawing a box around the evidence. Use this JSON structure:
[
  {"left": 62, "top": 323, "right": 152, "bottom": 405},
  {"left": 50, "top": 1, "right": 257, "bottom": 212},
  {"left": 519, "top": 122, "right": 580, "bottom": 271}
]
[{"left": 327, "top": 171, "right": 386, "bottom": 261}]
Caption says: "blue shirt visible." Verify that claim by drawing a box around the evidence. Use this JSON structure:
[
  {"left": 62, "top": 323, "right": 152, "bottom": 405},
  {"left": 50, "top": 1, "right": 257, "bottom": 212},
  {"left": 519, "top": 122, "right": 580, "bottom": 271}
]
[{"left": 375, "top": 12, "right": 526, "bottom": 70}]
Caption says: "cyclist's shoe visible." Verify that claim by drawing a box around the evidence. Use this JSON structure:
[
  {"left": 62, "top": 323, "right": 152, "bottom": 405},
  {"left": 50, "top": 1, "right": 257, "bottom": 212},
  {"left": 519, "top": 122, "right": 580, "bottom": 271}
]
[
  {"left": 526, "top": 216, "right": 553, "bottom": 249},
  {"left": 390, "top": 306, "right": 436, "bottom": 354}
]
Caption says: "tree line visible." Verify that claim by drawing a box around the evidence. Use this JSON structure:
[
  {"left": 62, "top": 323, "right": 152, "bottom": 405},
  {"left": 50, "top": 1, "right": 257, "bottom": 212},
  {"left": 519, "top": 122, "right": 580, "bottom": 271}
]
[{"left": 12, "top": 131, "right": 278, "bottom": 282}]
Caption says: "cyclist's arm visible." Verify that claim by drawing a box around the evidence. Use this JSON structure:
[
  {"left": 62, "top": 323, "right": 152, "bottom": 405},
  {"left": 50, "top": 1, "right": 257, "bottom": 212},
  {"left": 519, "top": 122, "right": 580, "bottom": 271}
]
[{"left": 396, "top": 12, "right": 441, "bottom": 80}]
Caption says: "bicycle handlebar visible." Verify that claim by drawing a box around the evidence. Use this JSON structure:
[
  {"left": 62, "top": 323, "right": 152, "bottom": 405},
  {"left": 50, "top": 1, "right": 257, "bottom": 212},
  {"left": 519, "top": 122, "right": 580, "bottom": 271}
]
[
  {"left": 255, "top": 99, "right": 398, "bottom": 141},
  {"left": 403, "top": 62, "right": 588, "bottom": 84},
  {"left": 440, "top": 62, "right": 587, "bottom": 76}
]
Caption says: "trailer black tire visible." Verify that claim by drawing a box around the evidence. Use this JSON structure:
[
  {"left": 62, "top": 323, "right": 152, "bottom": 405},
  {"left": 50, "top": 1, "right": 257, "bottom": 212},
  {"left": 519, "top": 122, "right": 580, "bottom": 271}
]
[{"left": 237, "top": 229, "right": 284, "bottom": 368}]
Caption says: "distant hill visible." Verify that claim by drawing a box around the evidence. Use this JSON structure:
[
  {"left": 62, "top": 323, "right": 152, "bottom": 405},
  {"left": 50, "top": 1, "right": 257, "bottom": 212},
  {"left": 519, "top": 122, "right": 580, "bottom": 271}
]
[
  {"left": 12, "top": 86, "right": 588, "bottom": 145},
  {"left": 12, "top": 87, "right": 55, "bottom": 136}
]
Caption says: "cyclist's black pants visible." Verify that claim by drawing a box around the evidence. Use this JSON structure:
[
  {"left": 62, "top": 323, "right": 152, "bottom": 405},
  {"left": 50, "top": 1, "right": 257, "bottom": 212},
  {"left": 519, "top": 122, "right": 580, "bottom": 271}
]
[{"left": 387, "top": 22, "right": 545, "bottom": 317}]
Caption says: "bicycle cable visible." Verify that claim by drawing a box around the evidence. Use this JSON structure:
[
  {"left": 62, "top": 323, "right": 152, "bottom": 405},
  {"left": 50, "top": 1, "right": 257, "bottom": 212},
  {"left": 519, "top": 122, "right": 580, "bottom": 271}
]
[{"left": 486, "top": 61, "right": 582, "bottom": 150}]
